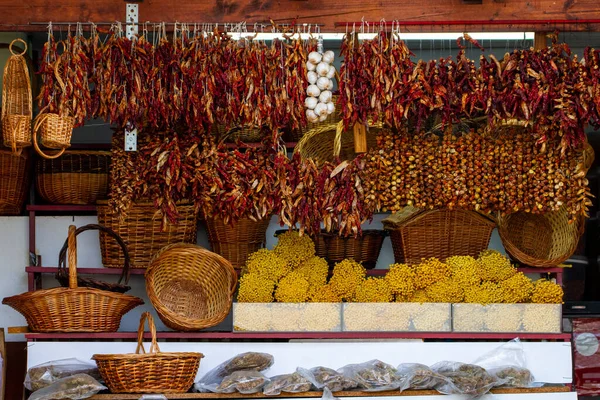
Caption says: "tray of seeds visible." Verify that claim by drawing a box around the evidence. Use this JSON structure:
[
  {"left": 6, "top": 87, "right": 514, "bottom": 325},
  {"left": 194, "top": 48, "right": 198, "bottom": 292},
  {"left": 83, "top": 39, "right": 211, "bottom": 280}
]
[
  {"left": 452, "top": 303, "right": 562, "bottom": 333},
  {"left": 233, "top": 303, "right": 342, "bottom": 332},
  {"left": 342, "top": 303, "right": 451, "bottom": 332}
]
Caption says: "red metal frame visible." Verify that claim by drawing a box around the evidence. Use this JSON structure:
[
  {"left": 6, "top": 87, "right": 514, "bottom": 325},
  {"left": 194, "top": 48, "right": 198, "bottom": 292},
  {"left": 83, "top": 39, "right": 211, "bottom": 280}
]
[
  {"left": 24, "top": 331, "right": 571, "bottom": 341},
  {"left": 25, "top": 266, "right": 146, "bottom": 275},
  {"left": 335, "top": 19, "right": 600, "bottom": 27}
]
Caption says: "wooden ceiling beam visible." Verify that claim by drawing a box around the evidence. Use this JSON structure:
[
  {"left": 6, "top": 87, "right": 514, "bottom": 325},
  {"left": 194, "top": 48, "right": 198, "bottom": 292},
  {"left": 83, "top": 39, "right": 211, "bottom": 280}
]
[{"left": 0, "top": 0, "right": 599, "bottom": 32}]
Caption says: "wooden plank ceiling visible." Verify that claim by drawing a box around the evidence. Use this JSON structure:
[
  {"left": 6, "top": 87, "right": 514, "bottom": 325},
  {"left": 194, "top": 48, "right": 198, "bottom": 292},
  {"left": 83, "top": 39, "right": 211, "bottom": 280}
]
[{"left": 0, "top": 0, "right": 599, "bottom": 32}]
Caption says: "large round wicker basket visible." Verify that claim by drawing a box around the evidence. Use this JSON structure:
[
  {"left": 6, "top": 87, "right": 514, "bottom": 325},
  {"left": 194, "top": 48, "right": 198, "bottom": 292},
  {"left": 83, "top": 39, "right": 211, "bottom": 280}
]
[{"left": 146, "top": 243, "right": 237, "bottom": 331}]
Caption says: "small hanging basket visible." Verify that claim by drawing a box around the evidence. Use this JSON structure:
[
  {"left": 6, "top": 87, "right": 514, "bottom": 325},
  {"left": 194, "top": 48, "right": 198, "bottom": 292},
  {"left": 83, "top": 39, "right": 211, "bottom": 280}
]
[
  {"left": 1, "top": 39, "right": 32, "bottom": 152},
  {"left": 32, "top": 55, "right": 74, "bottom": 159},
  {"left": 93, "top": 312, "right": 203, "bottom": 393}
]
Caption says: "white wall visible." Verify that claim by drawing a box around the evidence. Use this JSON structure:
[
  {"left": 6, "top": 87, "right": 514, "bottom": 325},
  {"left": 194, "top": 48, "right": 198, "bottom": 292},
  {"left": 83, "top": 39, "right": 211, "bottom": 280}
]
[{"left": 0, "top": 215, "right": 506, "bottom": 342}]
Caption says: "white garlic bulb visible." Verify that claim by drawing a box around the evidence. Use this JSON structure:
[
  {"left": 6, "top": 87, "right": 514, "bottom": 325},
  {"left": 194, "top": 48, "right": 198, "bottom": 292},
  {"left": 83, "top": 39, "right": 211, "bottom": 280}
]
[
  {"left": 307, "top": 71, "right": 318, "bottom": 85},
  {"left": 319, "top": 90, "right": 332, "bottom": 104},
  {"left": 322, "top": 50, "right": 335, "bottom": 64},
  {"left": 305, "top": 96, "right": 318, "bottom": 110},
  {"left": 308, "top": 51, "right": 322, "bottom": 65},
  {"left": 316, "top": 62, "right": 330, "bottom": 77},
  {"left": 319, "top": 113, "right": 328, "bottom": 122},
  {"left": 306, "top": 61, "right": 316, "bottom": 71},
  {"left": 307, "top": 84, "right": 321, "bottom": 98},
  {"left": 326, "top": 65, "right": 336, "bottom": 79},
  {"left": 306, "top": 109, "right": 319, "bottom": 123},
  {"left": 317, "top": 77, "right": 332, "bottom": 91},
  {"left": 314, "top": 102, "right": 328, "bottom": 116},
  {"left": 326, "top": 102, "right": 335, "bottom": 115}
]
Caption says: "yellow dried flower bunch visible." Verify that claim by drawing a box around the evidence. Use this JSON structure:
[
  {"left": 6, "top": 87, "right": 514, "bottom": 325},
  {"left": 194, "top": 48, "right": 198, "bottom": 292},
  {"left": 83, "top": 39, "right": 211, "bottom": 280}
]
[
  {"left": 478, "top": 250, "right": 517, "bottom": 282},
  {"left": 274, "top": 271, "right": 310, "bottom": 302},
  {"left": 447, "top": 256, "right": 481, "bottom": 288},
  {"left": 273, "top": 231, "right": 316, "bottom": 269},
  {"left": 353, "top": 277, "right": 394, "bottom": 303},
  {"left": 498, "top": 272, "right": 534, "bottom": 303},
  {"left": 426, "top": 278, "right": 464, "bottom": 303},
  {"left": 405, "top": 290, "right": 430, "bottom": 303},
  {"left": 309, "top": 284, "right": 342, "bottom": 303},
  {"left": 464, "top": 281, "right": 504, "bottom": 304},
  {"left": 237, "top": 273, "right": 275, "bottom": 303},
  {"left": 245, "top": 249, "right": 290, "bottom": 283},
  {"left": 329, "top": 259, "right": 366, "bottom": 300},
  {"left": 297, "top": 256, "right": 329, "bottom": 288},
  {"left": 413, "top": 258, "right": 451, "bottom": 290},
  {"left": 385, "top": 263, "right": 415, "bottom": 299},
  {"left": 531, "top": 279, "right": 564, "bottom": 304}
]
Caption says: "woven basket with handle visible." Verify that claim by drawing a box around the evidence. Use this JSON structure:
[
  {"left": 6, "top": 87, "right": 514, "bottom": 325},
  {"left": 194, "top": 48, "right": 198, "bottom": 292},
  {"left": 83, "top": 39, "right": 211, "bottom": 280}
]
[
  {"left": 294, "top": 120, "right": 380, "bottom": 165},
  {"left": 384, "top": 208, "right": 496, "bottom": 265},
  {"left": 205, "top": 216, "right": 270, "bottom": 269},
  {"left": 2, "top": 225, "right": 143, "bottom": 332},
  {"left": 56, "top": 224, "right": 132, "bottom": 293},
  {"left": 2, "top": 39, "right": 32, "bottom": 152},
  {"left": 146, "top": 243, "right": 237, "bottom": 331},
  {"left": 97, "top": 201, "right": 198, "bottom": 268},
  {"left": 498, "top": 206, "right": 583, "bottom": 267},
  {"left": 36, "top": 150, "right": 110, "bottom": 205},
  {"left": 93, "top": 312, "right": 203, "bottom": 393},
  {"left": 0, "top": 147, "right": 30, "bottom": 215}
]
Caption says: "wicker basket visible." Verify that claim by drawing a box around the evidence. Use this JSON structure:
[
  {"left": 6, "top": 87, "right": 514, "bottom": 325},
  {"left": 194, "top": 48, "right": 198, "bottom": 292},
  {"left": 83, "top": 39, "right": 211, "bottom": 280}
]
[
  {"left": 36, "top": 150, "right": 110, "bottom": 205},
  {"left": 33, "top": 112, "right": 74, "bottom": 159},
  {"left": 146, "top": 243, "right": 237, "bottom": 331},
  {"left": 318, "top": 230, "right": 387, "bottom": 269},
  {"left": 93, "top": 312, "right": 203, "bottom": 393},
  {"left": 294, "top": 120, "right": 380, "bottom": 164},
  {"left": 384, "top": 208, "right": 496, "bottom": 264},
  {"left": 205, "top": 216, "right": 270, "bottom": 269},
  {"left": 56, "top": 224, "right": 132, "bottom": 293},
  {"left": 97, "top": 201, "right": 199, "bottom": 269},
  {"left": 498, "top": 206, "right": 583, "bottom": 267},
  {"left": 1, "top": 39, "right": 32, "bottom": 152},
  {"left": 2, "top": 225, "right": 143, "bottom": 332},
  {"left": 0, "top": 147, "right": 30, "bottom": 215},
  {"left": 213, "top": 124, "right": 264, "bottom": 143}
]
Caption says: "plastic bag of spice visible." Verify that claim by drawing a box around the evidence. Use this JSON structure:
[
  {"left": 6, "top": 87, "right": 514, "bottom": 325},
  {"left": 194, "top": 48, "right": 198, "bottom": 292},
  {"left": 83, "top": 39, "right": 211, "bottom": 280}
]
[
  {"left": 297, "top": 366, "right": 358, "bottom": 392},
  {"left": 25, "top": 359, "right": 101, "bottom": 392},
  {"left": 213, "top": 370, "right": 270, "bottom": 394},
  {"left": 396, "top": 363, "right": 451, "bottom": 390},
  {"left": 194, "top": 352, "right": 274, "bottom": 392},
  {"left": 28, "top": 374, "right": 106, "bottom": 400},
  {"left": 263, "top": 372, "right": 312, "bottom": 395},
  {"left": 431, "top": 362, "right": 498, "bottom": 397},
  {"left": 337, "top": 360, "right": 404, "bottom": 391},
  {"left": 472, "top": 338, "right": 535, "bottom": 388}
]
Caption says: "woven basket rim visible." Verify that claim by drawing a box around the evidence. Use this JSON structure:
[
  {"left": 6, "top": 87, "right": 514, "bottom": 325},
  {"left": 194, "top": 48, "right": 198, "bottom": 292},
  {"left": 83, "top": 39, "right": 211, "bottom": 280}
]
[
  {"left": 2, "top": 286, "right": 144, "bottom": 304},
  {"left": 384, "top": 208, "right": 496, "bottom": 230},
  {"left": 93, "top": 352, "right": 203, "bottom": 361}
]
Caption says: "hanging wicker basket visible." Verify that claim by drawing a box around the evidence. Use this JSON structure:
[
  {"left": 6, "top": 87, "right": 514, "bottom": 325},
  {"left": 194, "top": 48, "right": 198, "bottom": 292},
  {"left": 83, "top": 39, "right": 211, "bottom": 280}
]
[
  {"left": 0, "top": 147, "right": 30, "bottom": 215},
  {"left": 1, "top": 39, "right": 32, "bottom": 152},
  {"left": 93, "top": 312, "right": 203, "bottom": 393},
  {"left": 498, "top": 206, "right": 584, "bottom": 267},
  {"left": 383, "top": 208, "right": 496, "bottom": 265},
  {"left": 205, "top": 216, "right": 270, "bottom": 269},
  {"left": 2, "top": 225, "right": 143, "bottom": 332},
  {"left": 294, "top": 120, "right": 380, "bottom": 165},
  {"left": 146, "top": 243, "right": 237, "bottom": 331}
]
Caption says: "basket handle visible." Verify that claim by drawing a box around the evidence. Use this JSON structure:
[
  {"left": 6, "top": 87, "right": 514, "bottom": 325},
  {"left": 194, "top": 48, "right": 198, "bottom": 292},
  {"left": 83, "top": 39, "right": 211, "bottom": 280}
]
[
  {"left": 136, "top": 312, "right": 161, "bottom": 355},
  {"left": 57, "top": 224, "right": 132, "bottom": 286},
  {"left": 32, "top": 113, "right": 66, "bottom": 159},
  {"left": 9, "top": 38, "right": 27, "bottom": 56},
  {"left": 67, "top": 225, "right": 78, "bottom": 289}
]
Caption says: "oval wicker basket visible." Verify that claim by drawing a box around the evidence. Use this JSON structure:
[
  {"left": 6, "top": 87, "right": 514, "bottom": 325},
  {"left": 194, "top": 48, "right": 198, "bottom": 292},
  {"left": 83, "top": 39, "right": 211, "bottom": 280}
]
[
  {"left": 294, "top": 120, "right": 380, "bottom": 165},
  {"left": 36, "top": 150, "right": 110, "bottom": 205},
  {"left": 146, "top": 243, "right": 237, "bottom": 331},
  {"left": 205, "top": 216, "right": 270, "bottom": 269},
  {"left": 318, "top": 229, "right": 387, "bottom": 270},
  {"left": 383, "top": 208, "right": 496, "bottom": 265},
  {"left": 498, "top": 206, "right": 583, "bottom": 267},
  {"left": 93, "top": 312, "right": 203, "bottom": 393},
  {"left": 2, "top": 225, "right": 143, "bottom": 332},
  {"left": 2, "top": 39, "right": 32, "bottom": 153}
]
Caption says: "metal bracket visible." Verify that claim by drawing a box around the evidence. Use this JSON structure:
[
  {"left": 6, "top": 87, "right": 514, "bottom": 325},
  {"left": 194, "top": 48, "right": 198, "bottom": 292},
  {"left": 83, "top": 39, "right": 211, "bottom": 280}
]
[{"left": 125, "top": 3, "right": 139, "bottom": 151}]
